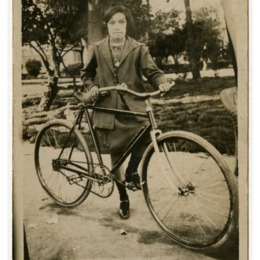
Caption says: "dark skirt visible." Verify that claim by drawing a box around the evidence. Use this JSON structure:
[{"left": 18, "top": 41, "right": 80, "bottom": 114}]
[{"left": 94, "top": 94, "right": 150, "bottom": 155}]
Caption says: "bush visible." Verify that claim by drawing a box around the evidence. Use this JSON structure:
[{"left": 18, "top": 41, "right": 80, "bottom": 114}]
[
  {"left": 160, "top": 64, "right": 191, "bottom": 74},
  {"left": 62, "top": 63, "right": 82, "bottom": 78},
  {"left": 25, "top": 59, "right": 42, "bottom": 78}
]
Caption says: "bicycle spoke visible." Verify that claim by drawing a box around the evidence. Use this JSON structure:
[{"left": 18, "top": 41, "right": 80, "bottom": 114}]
[
  {"left": 187, "top": 201, "right": 208, "bottom": 239},
  {"left": 193, "top": 197, "right": 229, "bottom": 218},
  {"left": 196, "top": 193, "right": 230, "bottom": 210},
  {"left": 199, "top": 179, "right": 228, "bottom": 189},
  {"left": 161, "top": 196, "right": 183, "bottom": 225},
  {"left": 142, "top": 133, "right": 237, "bottom": 249},
  {"left": 157, "top": 195, "right": 180, "bottom": 220},
  {"left": 41, "top": 132, "right": 52, "bottom": 147},
  {"left": 35, "top": 121, "right": 92, "bottom": 207},
  {"left": 196, "top": 190, "right": 230, "bottom": 201},
  {"left": 191, "top": 196, "right": 221, "bottom": 233}
]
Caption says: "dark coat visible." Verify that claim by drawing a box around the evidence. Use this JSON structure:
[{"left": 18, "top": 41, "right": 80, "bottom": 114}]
[{"left": 80, "top": 36, "right": 166, "bottom": 129}]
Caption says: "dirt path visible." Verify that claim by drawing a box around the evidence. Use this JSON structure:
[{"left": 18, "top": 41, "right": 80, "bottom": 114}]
[{"left": 22, "top": 141, "right": 238, "bottom": 260}]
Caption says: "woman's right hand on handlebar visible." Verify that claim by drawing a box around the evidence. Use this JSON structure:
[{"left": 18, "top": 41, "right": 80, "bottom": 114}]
[
  {"left": 89, "top": 85, "right": 99, "bottom": 101},
  {"left": 159, "top": 82, "right": 174, "bottom": 93}
]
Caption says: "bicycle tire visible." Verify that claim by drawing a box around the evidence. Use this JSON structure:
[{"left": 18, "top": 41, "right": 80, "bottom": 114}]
[
  {"left": 34, "top": 119, "right": 93, "bottom": 207},
  {"left": 141, "top": 130, "right": 238, "bottom": 250}
]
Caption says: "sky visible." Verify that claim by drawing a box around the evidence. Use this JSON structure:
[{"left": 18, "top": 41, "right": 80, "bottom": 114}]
[{"left": 149, "top": 0, "right": 223, "bottom": 13}]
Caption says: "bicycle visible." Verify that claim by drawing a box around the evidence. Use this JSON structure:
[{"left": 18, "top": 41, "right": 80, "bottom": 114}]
[{"left": 34, "top": 84, "right": 238, "bottom": 250}]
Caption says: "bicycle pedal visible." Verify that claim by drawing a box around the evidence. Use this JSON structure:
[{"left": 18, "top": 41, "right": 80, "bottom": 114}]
[{"left": 125, "top": 182, "right": 141, "bottom": 191}]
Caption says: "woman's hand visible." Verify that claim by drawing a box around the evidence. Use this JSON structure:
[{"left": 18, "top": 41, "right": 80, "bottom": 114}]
[
  {"left": 89, "top": 85, "right": 99, "bottom": 101},
  {"left": 159, "top": 81, "right": 174, "bottom": 93}
]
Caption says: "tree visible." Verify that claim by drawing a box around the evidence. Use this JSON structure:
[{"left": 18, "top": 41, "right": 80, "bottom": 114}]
[
  {"left": 22, "top": 0, "right": 88, "bottom": 110},
  {"left": 23, "top": 0, "right": 152, "bottom": 74},
  {"left": 22, "top": 0, "right": 87, "bottom": 77},
  {"left": 148, "top": 9, "right": 185, "bottom": 68},
  {"left": 22, "top": 0, "right": 152, "bottom": 110},
  {"left": 193, "top": 7, "right": 225, "bottom": 72},
  {"left": 184, "top": 0, "right": 201, "bottom": 79}
]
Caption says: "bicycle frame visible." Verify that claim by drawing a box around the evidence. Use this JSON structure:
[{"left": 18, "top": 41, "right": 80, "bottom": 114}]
[
  {"left": 53, "top": 90, "right": 164, "bottom": 186},
  {"left": 56, "top": 97, "right": 162, "bottom": 179},
  {"left": 54, "top": 94, "right": 186, "bottom": 193}
]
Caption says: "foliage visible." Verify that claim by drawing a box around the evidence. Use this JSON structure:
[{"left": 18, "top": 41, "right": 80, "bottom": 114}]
[
  {"left": 121, "top": 0, "right": 152, "bottom": 41},
  {"left": 22, "top": 0, "right": 232, "bottom": 82},
  {"left": 22, "top": 0, "right": 88, "bottom": 45},
  {"left": 148, "top": 9, "right": 185, "bottom": 68},
  {"left": 150, "top": 8, "right": 181, "bottom": 34},
  {"left": 189, "top": 7, "right": 225, "bottom": 70},
  {"left": 147, "top": 5, "right": 229, "bottom": 74},
  {"left": 220, "top": 40, "right": 236, "bottom": 67},
  {"left": 22, "top": 0, "right": 87, "bottom": 76},
  {"left": 25, "top": 59, "right": 42, "bottom": 78}
]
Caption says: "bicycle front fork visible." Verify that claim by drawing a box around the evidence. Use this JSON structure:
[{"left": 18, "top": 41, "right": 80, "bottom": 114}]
[{"left": 149, "top": 129, "right": 188, "bottom": 193}]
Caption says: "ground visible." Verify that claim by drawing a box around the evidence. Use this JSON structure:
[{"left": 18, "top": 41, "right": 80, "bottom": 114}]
[{"left": 23, "top": 141, "right": 238, "bottom": 260}]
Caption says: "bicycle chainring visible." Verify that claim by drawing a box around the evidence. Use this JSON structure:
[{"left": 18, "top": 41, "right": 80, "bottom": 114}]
[{"left": 90, "top": 165, "right": 114, "bottom": 198}]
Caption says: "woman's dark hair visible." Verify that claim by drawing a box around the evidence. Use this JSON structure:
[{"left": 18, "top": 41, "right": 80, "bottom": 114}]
[{"left": 103, "top": 5, "right": 134, "bottom": 33}]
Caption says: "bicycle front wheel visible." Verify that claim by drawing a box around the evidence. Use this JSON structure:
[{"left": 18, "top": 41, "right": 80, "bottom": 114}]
[
  {"left": 141, "top": 131, "right": 238, "bottom": 250},
  {"left": 34, "top": 120, "right": 93, "bottom": 207}
]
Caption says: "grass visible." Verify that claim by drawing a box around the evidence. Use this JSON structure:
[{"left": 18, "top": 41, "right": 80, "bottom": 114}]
[
  {"left": 165, "top": 76, "right": 236, "bottom": 98},
  {"left": 152, "top": 76, "right": 237, "bottom": 155}
]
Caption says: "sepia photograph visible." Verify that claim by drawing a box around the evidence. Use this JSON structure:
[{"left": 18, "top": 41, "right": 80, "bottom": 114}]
[{"left": 13, "top": 0, "right": 248, "bottom": 259}]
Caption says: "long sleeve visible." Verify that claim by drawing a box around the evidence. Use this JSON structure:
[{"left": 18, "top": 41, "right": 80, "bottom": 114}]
[
  {"left": 80, "top": 45, "right": 99, "bottom": 91},
  {"left": 140, "top": 46, "right": 166, "bottom": 88}
]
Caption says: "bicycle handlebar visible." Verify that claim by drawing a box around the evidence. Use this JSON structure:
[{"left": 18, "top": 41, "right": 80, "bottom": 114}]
[
  {"left": 74, "top": 83, "right": 174, "bottom": 103},
  {"left": 99, "top": 82, "right": 175, "bottom": 97},
  {"left": 98, "top": 85, "right": 161, "bottom": 98}
]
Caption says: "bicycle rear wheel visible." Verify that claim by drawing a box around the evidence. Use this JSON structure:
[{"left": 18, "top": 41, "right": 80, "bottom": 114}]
[
  {"left": 141, "top": 131, "right": 238, "bottom": 250},
  {"left": 35, "top": 120, "right": 93, "bottom": 207}
]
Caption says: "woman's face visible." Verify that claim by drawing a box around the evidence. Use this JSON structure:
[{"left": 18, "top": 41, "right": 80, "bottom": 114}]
[{"left": 107, "top": 12, "right": 127, "bottom": 41}]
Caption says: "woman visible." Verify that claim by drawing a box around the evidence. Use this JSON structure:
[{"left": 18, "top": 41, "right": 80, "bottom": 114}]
[{"left": 80, "top": 5, "right": 172, "bottom": 219}]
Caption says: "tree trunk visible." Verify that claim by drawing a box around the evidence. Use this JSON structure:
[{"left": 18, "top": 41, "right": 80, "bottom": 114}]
[
  {"left": 51, "top": 44, "right": 61, "bottom": 77},
  {"left": 27, "top": 42, "right": 59, "bottom": 111},
  {"left": 37, "top": 75, "right": 59, "bottom": 112},
  {"left": 84, "top": 0, "right": 117, "bottom": 61},
  {"left": 184, "top": 0, "right": 201, "bottom": 79},
  {"left": 87, "top": 0, "right": 104, "bottom": 44},
  {"left": 37, "top": 45, "right": 60, "bottom": 111}
]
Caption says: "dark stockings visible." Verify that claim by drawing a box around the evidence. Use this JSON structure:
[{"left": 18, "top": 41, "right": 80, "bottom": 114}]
[
  {"left": 125, "top": 154, "right": 142, "bottom": 180},
  {"left": 115, "top": 154, "right": 142, "bottom": 199},
  {"left": 115, "top": 181, "right": 128, "bottom": 201},
  {"left": 114, "top": 137, "right": 148, "bottom": 200}
]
